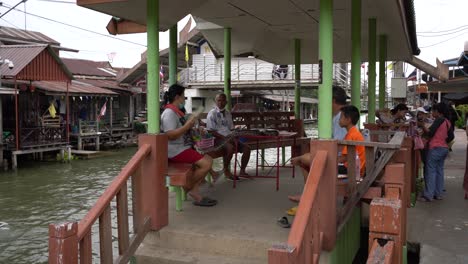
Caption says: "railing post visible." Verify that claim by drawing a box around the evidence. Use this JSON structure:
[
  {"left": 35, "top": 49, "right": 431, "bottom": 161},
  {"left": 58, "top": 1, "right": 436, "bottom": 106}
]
[
  {"left": 136, "top": 134, "right": 168, "bottom": 230},
  {"left": 48, "top": 222, "right": 78, "bottom": 264},
  {"left": 309, "top": 139, "right": 337, "bottom": 250},
  {"left": 237, "top": 59, "right": 240, "bottom": 81}
]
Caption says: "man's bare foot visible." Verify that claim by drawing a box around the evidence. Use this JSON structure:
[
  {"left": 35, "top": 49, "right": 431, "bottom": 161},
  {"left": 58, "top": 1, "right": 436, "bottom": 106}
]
[
  {"left": 288, "top": 195, "right": 301, "bottom": 203},
  {"left": 291, "top": 157, "right": 301, "bottom": 166},
  {"left": 239, "top": 171, "right": 251, "bottom": 179},
  {"left": 224, "top": 170, "right": 234, "bottom": 179}
]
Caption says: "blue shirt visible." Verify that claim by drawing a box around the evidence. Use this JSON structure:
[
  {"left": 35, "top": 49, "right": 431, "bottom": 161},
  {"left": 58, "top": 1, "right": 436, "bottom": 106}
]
[{"left": 332, "top": 112, "right": 347, "bottom": 140}]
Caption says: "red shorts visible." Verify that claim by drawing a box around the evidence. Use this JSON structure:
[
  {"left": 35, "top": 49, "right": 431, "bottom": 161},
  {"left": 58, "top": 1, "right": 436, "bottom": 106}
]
[{"left": 169, "top": 148, "right": 204, "bottom": 163}]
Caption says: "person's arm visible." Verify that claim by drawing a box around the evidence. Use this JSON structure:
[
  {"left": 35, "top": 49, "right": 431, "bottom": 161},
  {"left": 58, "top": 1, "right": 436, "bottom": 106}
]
[
  {"left": 163, "top": 112, "right": 196, "bottom": 140},
  {"left": 425, "top": 118, "right": 444, "bottom": 138}
]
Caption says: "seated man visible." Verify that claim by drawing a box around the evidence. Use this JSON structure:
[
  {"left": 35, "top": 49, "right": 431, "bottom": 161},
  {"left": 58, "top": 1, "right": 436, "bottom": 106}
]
[{"left": 206, "top": 93, "right": 251, "bottom": 180}]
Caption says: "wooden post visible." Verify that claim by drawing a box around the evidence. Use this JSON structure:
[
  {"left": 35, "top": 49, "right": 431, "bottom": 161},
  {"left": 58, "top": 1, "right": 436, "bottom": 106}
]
[
  {"left": 110, "top": 97, "right": 113, "bottom": 136},
  {"left": 369, "top": 163, "right": 406, "bottom": 264},
  {"left": 135, "top": 134, "right": 168, "bottom": 230},
  {"left": 309, "top": 139, "right": 338, "bottom": 250},
  {"left": 48, "top": 222, "right": 78, "bottom": 264}
]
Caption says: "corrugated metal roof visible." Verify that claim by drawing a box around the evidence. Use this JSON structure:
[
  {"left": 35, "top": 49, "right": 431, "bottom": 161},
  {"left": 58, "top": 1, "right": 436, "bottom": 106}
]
[
  {"left": 34, "top": 80, "right": 117, "bottom": 96},
  {"left": 0, "top": 26, "right": 60, "bottom": 46},
  {"left": 61, "top": 58, "right": 117, "bottom": 77},
  {"left": 0, "top": 44, "right": 73, "bottom": 81},
  {"left": 74, "top": 79, "right": 130, "bottom": 92}
]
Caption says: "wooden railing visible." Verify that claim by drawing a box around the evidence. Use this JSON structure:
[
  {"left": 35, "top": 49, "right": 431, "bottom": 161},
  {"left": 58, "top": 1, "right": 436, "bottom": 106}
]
[
  {"left": 269, "top": 140, "right": 337, "bottom": 264},
  {"left": 269, "top": 131, "right": 407, "bottom": 264},
  {"left": 49, "top": 134, "right": 168, "bottom": 264},
  {"left": 337, "top": 131, "right": 405, "bottom": 232}
]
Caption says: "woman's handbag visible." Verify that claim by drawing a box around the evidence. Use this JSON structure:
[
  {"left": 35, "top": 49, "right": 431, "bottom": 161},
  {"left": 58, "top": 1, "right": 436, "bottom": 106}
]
[{"left": 414, "top": 135, "right": 425, "bottom": 150}]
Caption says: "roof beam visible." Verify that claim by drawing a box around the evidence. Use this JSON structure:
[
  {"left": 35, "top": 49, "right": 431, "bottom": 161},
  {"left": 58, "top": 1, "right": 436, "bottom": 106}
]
[{"left": 106, "top": 18, "right": 147, "bottom": 35}]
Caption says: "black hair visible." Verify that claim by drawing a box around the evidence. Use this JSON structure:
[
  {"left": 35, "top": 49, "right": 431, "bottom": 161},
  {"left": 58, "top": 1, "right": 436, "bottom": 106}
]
[
  {"left": 332, "top": 86, "right": 347, "bottom": 105},
  {"left": 163, "top": 84, "right": 185, "bottom": 105},
  {"left": 340, "top": 105, "right": 360, "bottom": 125},
  {"left": 431, "top": 102, "right": 449, "bottom": 117},
  {"left": 390, "top": 103, "right": 409, "bottom": 115}
]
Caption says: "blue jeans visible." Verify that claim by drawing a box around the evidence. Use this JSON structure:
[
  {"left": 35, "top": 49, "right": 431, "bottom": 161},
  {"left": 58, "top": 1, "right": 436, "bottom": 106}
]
[{"left": 424, "top": 147, "right": 448, "bottom": 199}]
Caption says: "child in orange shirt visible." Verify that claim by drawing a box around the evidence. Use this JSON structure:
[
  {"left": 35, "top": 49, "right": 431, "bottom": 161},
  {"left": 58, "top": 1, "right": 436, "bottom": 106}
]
[{"left": 338, "top": 105, "right": 366, "bottom": 177}]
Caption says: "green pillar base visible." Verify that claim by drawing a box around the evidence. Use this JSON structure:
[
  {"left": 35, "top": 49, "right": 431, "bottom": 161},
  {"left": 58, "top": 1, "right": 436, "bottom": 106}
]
[
  {"left": 175, "top": 187, "right": 183, "bottom": 211},
  {"left": 329, "top": 207, "right": 361, "bottom": 264}
]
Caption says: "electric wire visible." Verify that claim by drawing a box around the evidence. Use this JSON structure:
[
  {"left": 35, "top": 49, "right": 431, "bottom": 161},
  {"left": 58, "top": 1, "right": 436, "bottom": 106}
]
[
  {"left": 0, "top": 3, "right": 147, "bottom": 48},
  {"left": 419, "top": 32, "right": 467, "bottom": 48},
  {"left": 417, "top": 24, "right": 468, "bottom": 34},
  {"left": 417, "top": 27, "right": 468, "bottom": 37}
]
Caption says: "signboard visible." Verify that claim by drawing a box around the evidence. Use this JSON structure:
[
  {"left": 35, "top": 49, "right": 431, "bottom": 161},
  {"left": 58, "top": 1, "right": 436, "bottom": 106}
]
[{"left": 391, "top": 78, "right": 407, "bottom": 98}]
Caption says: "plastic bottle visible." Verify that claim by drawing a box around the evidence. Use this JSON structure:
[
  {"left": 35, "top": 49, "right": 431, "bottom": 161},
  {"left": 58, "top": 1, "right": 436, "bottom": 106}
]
[{"left": 355, "top": 154, "right": 361, "bottom": 181}]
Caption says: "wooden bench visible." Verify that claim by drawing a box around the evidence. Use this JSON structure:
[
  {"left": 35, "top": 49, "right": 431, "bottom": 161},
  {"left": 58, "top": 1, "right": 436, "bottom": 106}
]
[
  {"left": 167, "top": 162, "right": 193, "bottom": 211},
  {"left": 167, "top": 162, "right": 217, "bottom": 211}
]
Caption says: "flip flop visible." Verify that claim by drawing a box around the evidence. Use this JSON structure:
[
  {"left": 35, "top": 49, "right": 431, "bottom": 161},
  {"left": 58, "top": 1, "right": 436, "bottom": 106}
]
[
  {"left": 286, "top": 206, "right": 297, "bottom": 216},
  {"left": 277, "top": 216, "right": 291, "bottom": 228},
  {"left": 193, "top": 197, "right": 217, "bottom": 207}
]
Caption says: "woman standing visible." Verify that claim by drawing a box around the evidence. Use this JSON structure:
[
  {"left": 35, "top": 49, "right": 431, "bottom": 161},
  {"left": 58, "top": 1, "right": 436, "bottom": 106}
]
[
  {"left": 161, "top": 84, "right": 217, "bottom": 207},
  {"left": 419, "top": 103, "right": 452, "bottom": 202}
]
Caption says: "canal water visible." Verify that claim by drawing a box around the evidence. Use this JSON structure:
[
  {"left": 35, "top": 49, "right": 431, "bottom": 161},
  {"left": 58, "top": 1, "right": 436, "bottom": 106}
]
[{"left": 0, "top": 125, "right": 317, "bottom": 263}]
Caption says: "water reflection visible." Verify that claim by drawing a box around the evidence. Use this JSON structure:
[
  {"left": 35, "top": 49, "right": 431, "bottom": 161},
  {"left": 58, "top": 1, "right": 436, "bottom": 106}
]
[{"left": 0, "top": 148, "right": 135, "bottom": 264}]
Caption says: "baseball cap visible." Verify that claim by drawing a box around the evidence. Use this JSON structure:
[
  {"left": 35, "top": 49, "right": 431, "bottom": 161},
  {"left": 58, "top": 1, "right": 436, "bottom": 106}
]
[{"left": 416, "top": 107, "right": 428, "bottom": 114}]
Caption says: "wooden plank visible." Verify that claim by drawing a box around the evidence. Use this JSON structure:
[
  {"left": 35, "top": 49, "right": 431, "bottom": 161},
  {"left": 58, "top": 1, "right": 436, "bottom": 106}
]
[
  {"left": 116, "top": 183, "right": 130, "bottom": 255},
  {"left": 338, "top": 140, "right": 401, "bottom": 149},
  {"left": 365, "top": 146, "right": 375, "bottom": 177},
  {"left": 79, "top": 231, "right": 92, "bottom": 264},
  {"left": 99, "top": 204, "right": 113, "bottom": 264},
  {"left": 115, "top": 217, "right": 151, "bottom": 264}
]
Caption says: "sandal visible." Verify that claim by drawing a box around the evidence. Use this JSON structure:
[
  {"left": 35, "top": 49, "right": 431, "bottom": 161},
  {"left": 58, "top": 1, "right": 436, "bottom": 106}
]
[
  {"left": 286, "top": 206, "right": 297, "bottom": 216},
  {"left": 277, "top": 216, "right": 291, "bottom": 228},
  {"left": 417, "top": 196, "right": 432, "bottom": 202},
  {"left": 192, "top": 197, "right": 217, "bottom": 207}
]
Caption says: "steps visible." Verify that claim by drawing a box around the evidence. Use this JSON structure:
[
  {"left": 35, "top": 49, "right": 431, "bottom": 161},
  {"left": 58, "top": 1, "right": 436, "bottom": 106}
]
[{"left": 135, "top": 227, "right": 271, "bottom": 264}]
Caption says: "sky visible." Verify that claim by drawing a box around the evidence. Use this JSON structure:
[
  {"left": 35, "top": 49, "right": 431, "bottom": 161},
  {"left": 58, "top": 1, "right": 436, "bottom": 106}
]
[{"left": 0, "top": 0, "right": 466, "bottom": 73}]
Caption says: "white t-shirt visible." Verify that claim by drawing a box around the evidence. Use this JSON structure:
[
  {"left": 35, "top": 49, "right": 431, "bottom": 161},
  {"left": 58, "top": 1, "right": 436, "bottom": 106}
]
[{"left": 206, "top": 107, "right": 234, "bottom": 136}]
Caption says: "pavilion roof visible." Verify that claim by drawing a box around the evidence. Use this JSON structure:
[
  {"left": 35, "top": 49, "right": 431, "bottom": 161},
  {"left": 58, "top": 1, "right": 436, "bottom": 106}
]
[{"left": 77, "top": 0, "right": 420, "bottom": 64}]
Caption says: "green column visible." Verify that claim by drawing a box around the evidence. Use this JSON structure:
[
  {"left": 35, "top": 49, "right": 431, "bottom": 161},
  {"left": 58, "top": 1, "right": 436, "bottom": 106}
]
[
  {"left": 350, "top": 0, "right": 361, "bottom": 110},
  {"left": 147, "top": 0, "right": 160, "bottom": 134},
  {"left": 294, "top": 39, "right": 301, "bottom": 119},
  {"left": 318, "top": 0, "right": 333, "bottom": 139},
  {"left": 368, "top": 18, "right": 377, "bottom": 123},
  {"left": 169, "top": 24, "right": 177, "bottom": 86},
  {"left": 379, "top": 35, "right": 387, "bottom": 109},
  {"left": 224, "top": 27, "right": 232, "bottom": 110}
]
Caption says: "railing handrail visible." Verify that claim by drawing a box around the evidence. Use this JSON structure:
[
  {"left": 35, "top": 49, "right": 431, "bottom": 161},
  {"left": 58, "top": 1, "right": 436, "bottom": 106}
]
[
  {"left": 76, "top": 143, "right": 151, "bottom": 239},
  {"left": 287, "top": 150, "right": 328, "bottom": 251}
]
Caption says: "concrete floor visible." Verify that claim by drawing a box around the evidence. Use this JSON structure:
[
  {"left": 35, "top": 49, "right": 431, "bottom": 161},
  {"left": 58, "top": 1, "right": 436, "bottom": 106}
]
[
  {"left": 407, "top": 130, "right": 468, "bottom": 264},
  {"left": 167, "top": 166, "right": 304, "bottom": 243}
]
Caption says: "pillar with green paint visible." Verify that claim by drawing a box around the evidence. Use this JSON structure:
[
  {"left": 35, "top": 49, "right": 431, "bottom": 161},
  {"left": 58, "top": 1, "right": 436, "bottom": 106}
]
[
  {"left": 169, "top": 24, "right": 177, "bottom": 86},
  {"left": 368, "top": 18, "right": 377, "bottom": 123},
  {"left": 294, "top": 39, "right": 301, "bottom": 119},
  {"left": 146, "top": 0, "right": 160, "bottom": 134},
  {"left": 350, "top": 0, "right": 361, "bottom": 110},
  {"left": 379, "top": 35, "right": 387, "bottom": 109},
  {"left": 224, "top": 27, "right": 232, "bottom": 110},
  {"left": 318, "top": 0, "right": 333, "bottom": 139}
]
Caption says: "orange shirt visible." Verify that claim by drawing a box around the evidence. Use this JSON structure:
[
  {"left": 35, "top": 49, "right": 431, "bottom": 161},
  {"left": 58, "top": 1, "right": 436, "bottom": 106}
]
[{"left": 342, "top": 126, "right": 366, "bottom": 176}]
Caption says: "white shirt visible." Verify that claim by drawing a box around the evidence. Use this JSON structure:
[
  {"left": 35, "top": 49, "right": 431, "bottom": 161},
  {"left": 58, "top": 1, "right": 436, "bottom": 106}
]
[
  {"left": 206, "top": 107, "right": 234, "bottom": 136},
  {"left": 332, "top": 112, "right": 347, "bottom": 140}
]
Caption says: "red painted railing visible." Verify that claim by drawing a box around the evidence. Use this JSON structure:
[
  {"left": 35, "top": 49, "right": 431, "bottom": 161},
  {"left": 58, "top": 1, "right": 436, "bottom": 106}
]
[
  {"left": 49, "top": 134, "right": 168, "bottom": 264},
  {"left": 268, "top": 140, "right": 338, "bottom": 264}
]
